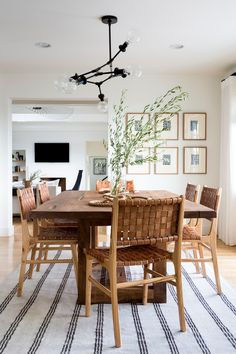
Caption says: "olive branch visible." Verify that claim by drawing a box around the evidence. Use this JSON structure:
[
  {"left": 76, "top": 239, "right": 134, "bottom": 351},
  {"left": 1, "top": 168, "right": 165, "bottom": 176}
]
[{"left": 106, "top": 86, "right": 188, "bottom": 193}]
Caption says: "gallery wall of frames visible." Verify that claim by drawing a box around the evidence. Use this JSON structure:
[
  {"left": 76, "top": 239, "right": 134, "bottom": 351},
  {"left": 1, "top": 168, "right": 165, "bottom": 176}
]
[{"left": 126, "top": 112, "right": 207, "bottom": 175}]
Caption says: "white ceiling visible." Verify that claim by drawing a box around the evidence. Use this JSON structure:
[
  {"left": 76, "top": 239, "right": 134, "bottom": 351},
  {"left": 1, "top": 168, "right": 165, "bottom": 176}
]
[{"left": 2, "top": 0, "right": 236, "bottom": 76}]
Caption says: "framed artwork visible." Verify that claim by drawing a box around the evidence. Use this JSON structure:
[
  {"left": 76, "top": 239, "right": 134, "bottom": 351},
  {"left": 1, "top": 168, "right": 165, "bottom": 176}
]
[
  {"left": 154, "top": 147, "right": 178, "bottom": 174},
  {"left": 126, "top": 113, "right": 150, "bottom": 134},
  {"left": 126, "top": 148, "right": 150, "bottom": 174},
  {"left": 93, "top": 157, "right": 107, "bottom": 175},
  {"left": 183, "top": 147, "right": 207, "bottom": 174},
  {"left": 183, "top": 112, "right": 207, "bottom": 140},
  {"left": 155, "top": 113, "right": 179, "bottom": 140}
]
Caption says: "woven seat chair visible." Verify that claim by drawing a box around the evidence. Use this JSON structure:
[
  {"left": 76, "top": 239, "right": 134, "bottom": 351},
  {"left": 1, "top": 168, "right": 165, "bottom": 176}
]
[
  {"left": 36, "top": 182, "right": 80, "bottom": 270},
  {"left": 17, "top": 187, "right": 79, "bottom": 296},
  {"left": 182, "top": 186, "right": 222, "bottom": 294},
  {"left": 37, "top": 182, "right": 80, "bottom": 226},
  {"left": 85, "top": 196, "right": 186, "bottom": 347},
  {"left": 94, "top": 180, "right": 112, "bottom": 248},
  {"left": 96, "top": 179, "right": 111, "bottom": 192}
]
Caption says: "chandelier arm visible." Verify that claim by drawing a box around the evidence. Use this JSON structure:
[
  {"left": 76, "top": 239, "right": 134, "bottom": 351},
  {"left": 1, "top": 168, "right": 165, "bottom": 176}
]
[
  {"left": 87, "top": 74, "right": 113, "bottom": 86},
  {"left": 108, "top": 20, "right": 112, "bottom": 72}
]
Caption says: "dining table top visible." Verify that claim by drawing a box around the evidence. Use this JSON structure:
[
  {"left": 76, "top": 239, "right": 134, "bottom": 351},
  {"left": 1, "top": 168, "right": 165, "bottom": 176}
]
[
  {"left": 30, "top": 189, "right": 217, "bottom": 304},
  {"left": 30, "top": 190, "right": 217, "bottom": 220}
]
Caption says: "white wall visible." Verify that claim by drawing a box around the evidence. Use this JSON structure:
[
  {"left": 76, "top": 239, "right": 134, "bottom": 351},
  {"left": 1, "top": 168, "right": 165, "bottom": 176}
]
[
  {"left": 108, "top": 74, "right": 221, "bottom": 195},
  {"left": 13, "top": 122, "right": 107, "bottom": 190},
  {"left": 0, "top": 72, "right": 221, "bottom": 236}
]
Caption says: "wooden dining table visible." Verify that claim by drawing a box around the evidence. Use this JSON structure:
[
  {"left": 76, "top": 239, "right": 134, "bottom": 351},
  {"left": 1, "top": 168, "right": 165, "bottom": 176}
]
[{"left": 30, "top": 190, "right": 216, "bottom": 304}]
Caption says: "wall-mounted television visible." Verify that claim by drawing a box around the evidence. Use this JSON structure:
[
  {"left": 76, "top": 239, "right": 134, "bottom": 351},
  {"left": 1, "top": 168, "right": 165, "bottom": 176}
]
[{"left": 34, "top": 143, "right": 70, "bottom": 163}]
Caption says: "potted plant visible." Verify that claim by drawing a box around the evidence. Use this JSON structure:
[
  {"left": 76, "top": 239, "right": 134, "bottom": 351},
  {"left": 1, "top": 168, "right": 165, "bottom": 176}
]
[
  {"left": 24, "top": 170, "right": 41, "bottom": 188},
  {"left": 107, "top": 86, "right": 188, "bottom": 194}
]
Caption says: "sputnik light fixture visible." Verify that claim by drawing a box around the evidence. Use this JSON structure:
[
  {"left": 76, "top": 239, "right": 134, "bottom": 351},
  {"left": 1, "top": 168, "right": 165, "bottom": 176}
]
[{"left": 58, "top": 15, "right": 140, "bottom": 110}]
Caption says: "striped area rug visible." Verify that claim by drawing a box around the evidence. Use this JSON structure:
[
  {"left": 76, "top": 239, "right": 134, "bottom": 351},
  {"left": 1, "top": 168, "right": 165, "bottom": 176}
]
[{"left": 0, "top": 252, "right": 236, "bottom": 354}]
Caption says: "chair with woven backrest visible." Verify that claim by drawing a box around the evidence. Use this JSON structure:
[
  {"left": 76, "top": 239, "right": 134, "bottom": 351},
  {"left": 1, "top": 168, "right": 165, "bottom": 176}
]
[
  {"left": 94, "top": 180, "right": 112, "bottom": 248},
  {"left": 182, "top": 186, "right": 222, "bottom": 294},
  {"left": 85, "top": 196, "right": 186, "bottom": 347},
  {"left": 185, "top": 182, "right": 200, "bottom": 204},
  {"left": 36, "top": 181, "right": 80, "bottom": 269},
  {"left": 96, "top": 179, "right": 111, "bottom": 193},
  {"left": 17, "top": 187, "right": 79, "bottom": 296},
  {"left": 37, "top": 181, "right": 50, "bottom": 204}
]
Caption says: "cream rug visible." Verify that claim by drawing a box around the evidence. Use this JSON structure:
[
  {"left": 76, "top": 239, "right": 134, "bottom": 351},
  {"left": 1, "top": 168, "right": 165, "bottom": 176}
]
[{"left": 0, "top": 251, "right": 236, "bottom": 354}]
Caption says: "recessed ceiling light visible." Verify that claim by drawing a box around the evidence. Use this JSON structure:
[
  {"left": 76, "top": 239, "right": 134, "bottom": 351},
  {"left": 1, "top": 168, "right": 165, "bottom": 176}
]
[
  {"left": 169, "top": 44, "right": 184, "bottom": 50},
  {"left": 35, "top": 42, "right": 51, "bottom": 48}
]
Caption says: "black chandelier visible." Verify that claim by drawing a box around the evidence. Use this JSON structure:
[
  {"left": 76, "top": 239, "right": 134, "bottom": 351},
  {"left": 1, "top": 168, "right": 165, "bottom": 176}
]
[{"left": 68, "top": 15, "right": 139, "bottom": 105}]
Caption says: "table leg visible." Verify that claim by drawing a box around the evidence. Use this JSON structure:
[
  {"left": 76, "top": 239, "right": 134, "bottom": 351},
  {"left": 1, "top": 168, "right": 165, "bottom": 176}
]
[{"left": 77, "top": 220, "right": 91, "bottom": 304}]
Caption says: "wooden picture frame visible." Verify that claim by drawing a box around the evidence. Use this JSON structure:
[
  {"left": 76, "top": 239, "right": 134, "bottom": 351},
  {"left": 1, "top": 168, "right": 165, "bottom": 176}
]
[
  {"left": 183, "top": 147, "right": 207, "bottom": 174},
  {"left": 126, "top": 112, "right": 150, "bottom": 134},
  {"left": 154, "top": 147, "right": 178, "bottom": 174},
  {"left": 126, "top": 148, "right": 150, "bottom": 175},
  {"left": 155, "top": 113, "right": 179, "bottom": 140},
  {"left": 183, "top": 112, "right": 207, "bottom": 140},
  {"left": 93, "top": 157, "right": 107, "bottom": 175}
]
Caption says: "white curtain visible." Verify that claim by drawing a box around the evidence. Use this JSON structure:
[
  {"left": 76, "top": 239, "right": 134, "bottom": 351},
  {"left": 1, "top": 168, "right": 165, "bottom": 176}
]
[{"left": 219, "top": 76, "right": 236, "bottom": 245}]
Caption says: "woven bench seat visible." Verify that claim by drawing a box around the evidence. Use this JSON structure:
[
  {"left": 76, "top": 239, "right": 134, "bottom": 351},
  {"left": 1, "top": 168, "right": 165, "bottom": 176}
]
[{"left": 39, "top": 226, "right": 79, "bottom": 240}]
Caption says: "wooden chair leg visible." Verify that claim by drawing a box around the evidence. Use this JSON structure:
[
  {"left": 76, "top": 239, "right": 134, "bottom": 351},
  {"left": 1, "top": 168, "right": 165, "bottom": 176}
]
[
  {"left": 71, "top": 244, "right": 79, "bottom": 291},
  {"left": 17, "top": 247, "right": 29, "bottom": 297},
  {"left": 143, "top": 263, "right": 150, "bottom": 305},
  {"left": 192, "top": 242, "right": 200, "bottom": 273},
  {"left": 174, "top": 261, "right": 186, "bottom": 332},
  {"left": 198, "top": 244, "right": 207, "bottom": 277},
  {"left": 36, "top": 243, "right": 44, "bottom": 272},
  {"left": 44, "top": 246, "right": 49, "bottom": 261},
  {"left": 109, "top": 267, "right": 121, "bottom": 348},
  {"left": 85, "top": 256, "right": 93, "bottom": 317},
  {"left": 28, "top": 245, "right": 37, "bottom": 279},
  {"left": 210, "top": 239, "right": 222, "bottom": 294}
]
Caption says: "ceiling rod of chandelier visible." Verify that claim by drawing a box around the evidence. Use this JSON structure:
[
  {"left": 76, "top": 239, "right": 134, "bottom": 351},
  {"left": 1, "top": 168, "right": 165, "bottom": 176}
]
[{"left": 69, "top": 15, "right": 130, "bottom": 102}]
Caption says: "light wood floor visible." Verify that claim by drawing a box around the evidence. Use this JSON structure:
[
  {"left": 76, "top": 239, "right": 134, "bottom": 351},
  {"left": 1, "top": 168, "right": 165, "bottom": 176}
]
[{"left": 0, "top": 218, "right": 236, "bottom": 289}]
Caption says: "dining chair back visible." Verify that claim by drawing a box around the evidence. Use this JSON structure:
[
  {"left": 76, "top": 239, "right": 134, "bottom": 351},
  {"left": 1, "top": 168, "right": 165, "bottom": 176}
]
[
  {"left": 85, "top": 196, "right": 186, "bottom": 347},
  {"left": 182, "top": 185, "right": 222, "bottom": 293},
  {"left": 185, "top": 182, "right": 200, "bottom": 203},
  {"left": 96, "top": 179, "right": 111, "bottom": 192},
  {"left": 37, "top": 181, "right": 50, "bottom": 204},
  {"left": 17, "top": 187, "right": 79, "bottom": 297},
  {"left": 71, "top": 170, "right": 83, "bottom": 190}
]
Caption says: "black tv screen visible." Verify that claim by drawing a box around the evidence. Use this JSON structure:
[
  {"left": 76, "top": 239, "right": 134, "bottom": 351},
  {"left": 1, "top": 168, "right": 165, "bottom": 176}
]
[{"left": 34, "top": 143, "right": 69, "bottom": 163}]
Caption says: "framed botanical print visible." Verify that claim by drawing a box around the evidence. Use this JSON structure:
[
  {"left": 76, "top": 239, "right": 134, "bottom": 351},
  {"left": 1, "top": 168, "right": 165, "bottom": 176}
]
[
  {"left": 93, "top": 157, "right": 107, "bottom": 175},
  {"left": 183, "top": 113, "right": 207, "bottom": 140},
  {"left": 155, "top": 113, "right": 179, "bottom": 140},
  {"left": 126, "top": 148, "right": 150, "bottom": 174},
  {"left": 126, "top": 113, "right": 150, "bottom": 134},
  {"left": 154, "top": 147, "right": 178, "bottom": 174},
  {"left": 183, "top": 147, "right": 207, "bottom": 174}
]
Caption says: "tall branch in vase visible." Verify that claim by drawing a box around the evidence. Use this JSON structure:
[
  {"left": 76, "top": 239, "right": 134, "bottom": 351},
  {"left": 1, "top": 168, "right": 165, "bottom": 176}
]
[{"left": 107, "top": 86, "right": 188, "bottom": 194}]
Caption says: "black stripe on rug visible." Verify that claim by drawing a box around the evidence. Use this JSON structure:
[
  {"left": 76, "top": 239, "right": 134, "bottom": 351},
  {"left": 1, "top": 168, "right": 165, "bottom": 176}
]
[
  {"left": 168, "top": 284, "right": 211, "bottom": 354},
  {"left": 0, "top": 269, "right": 31, "bottom": 315},
  {"left": 94, "top": 304, "right": 104, "bottom": 354},
  {"left": 131, "top": 303, "right": 149, "bottom": 354},
  {"left": 27, "top": 263, "right": 73, "bottom": 354},
  {"left": 153, "top": 302, "right": 179, "bottom": 354},
  {"left": 60, "top": 303, "right": 81, "bottom": 354},
  {"left": 94, "top": 267, "right": 105, "bottom": 354},
  {"left": 182, "top": 266, "right": 236, "bottom": 349},
  {"left": 0, "top": 251, "right": 61, "bottom": 354},
  {"left": 205, "top": 275, "right": 236, "bottom": 316}
]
